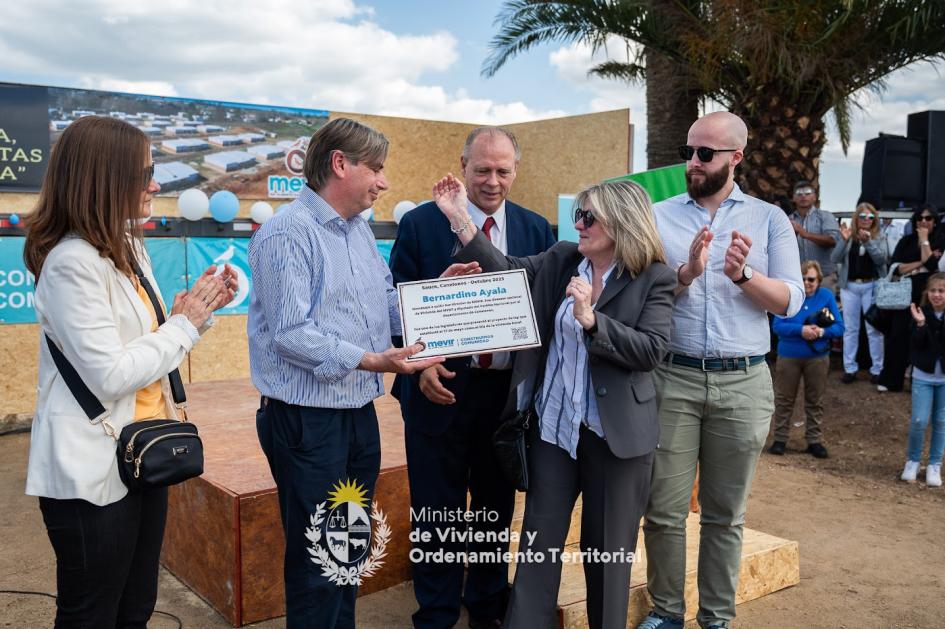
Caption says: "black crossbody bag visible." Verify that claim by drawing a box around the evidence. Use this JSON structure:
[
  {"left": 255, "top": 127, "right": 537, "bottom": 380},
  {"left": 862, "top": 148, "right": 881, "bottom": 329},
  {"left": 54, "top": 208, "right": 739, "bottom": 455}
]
[{"left": 45, "top": 264, "right": 203, "bottom": 491}]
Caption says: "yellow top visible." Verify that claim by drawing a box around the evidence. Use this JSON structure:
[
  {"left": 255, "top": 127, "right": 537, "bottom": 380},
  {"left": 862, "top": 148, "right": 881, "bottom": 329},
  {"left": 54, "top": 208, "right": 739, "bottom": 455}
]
[{"left": 133, "top": 279, "right": 168, "bottom": 421}]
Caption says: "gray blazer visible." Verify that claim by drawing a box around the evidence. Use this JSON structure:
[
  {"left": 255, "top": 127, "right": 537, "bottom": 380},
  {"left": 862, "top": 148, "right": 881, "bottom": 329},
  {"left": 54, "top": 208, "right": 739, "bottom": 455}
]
[
  {"left": 455, "top": 231, "right": 676, "bottom": 459},
  {"left": 830, "top": 235, "right": 889, "bottom": 289}
]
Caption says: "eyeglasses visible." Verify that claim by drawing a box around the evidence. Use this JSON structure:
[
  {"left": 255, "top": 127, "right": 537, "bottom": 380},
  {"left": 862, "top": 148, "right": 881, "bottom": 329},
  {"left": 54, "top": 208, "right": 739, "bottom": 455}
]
[
  {"left": 803, "top": 277, "right": 819, "bottom": 283},
  {"left": 918, "top": 215, "right": 935, "bottom": 222},
  {"left": 677, "top": 145, "right": 738, "bottom": 162},
  {"left": 858, "top": 213, "right": 875, "bottom": 220},
  {"left": 794, "top": 188, "right": 816, "bottom": 196},
  {"left": 574, "top": 208, "right": 596, "bottom": 228},
  {"left": 143, "top": 164, "right": 155, "bottom": 190}
]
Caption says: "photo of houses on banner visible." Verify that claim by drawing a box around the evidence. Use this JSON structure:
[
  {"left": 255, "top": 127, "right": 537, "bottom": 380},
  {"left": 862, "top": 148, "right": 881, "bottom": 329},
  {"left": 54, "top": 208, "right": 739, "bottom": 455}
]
[{"left": 44, "top": 85, "right": 329, "bottom": 198}]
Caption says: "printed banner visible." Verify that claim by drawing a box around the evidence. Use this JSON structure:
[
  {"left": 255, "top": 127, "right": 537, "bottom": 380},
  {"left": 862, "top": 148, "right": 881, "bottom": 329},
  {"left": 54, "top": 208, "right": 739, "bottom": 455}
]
[
  {"left": 0, "top": 81, "right": 329, "bottom": 199},
  {"left": 185, "top": 237, "right": 252, "bottom": 315},
  {"left": 0, "top": 237, "right": 34, "bottom": 323}
]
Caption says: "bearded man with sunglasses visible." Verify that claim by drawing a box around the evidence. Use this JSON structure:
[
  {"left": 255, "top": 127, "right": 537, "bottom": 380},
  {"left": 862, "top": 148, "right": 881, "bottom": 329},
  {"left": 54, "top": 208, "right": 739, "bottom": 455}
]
[
  {"left": 636, "top": 112, "right": 804, "bottom": 629},
  {"left": 790, "top": 180, "right": 841, "bottom": 293}
]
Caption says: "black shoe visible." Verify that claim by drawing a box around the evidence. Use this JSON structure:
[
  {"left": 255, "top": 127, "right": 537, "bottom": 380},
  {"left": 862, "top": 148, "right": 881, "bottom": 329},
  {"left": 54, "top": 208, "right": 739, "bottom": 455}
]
[
  {"left": 841, "top": 372, "right": 855, "bottom": 384},
  {"left": 807, "top": 443, "right": 829, "bottom": 459},
  {"left": 870, "top": 374, "right": 880, "bottom": 385},
  {"left": 768, "top": 441, "right": 786, "bottom": 455}
]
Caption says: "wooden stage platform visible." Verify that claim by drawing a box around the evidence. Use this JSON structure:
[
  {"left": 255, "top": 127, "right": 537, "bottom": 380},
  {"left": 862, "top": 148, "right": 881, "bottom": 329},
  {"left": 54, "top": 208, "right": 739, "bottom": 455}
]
[{"left": 163, "top": 377, "right": 799, "bottom": 627}]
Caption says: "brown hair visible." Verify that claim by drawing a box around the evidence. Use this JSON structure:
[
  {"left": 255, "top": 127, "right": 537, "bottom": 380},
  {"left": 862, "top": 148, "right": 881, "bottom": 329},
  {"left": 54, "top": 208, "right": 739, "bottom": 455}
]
[
  {"left": 922, "top": 272, "right": 945, "bottom": 306},
  {"left": 23, "top": 116, "right": 149, "bottom": 279},
  {"left": 852, "top": 202, "right": 880, "bottom": 238},
  {"left": 801, "top": 260, "right": 823, "bottom": 283},
  {"left": 303, "top": 117, "right": 389, "bottom": 191}
]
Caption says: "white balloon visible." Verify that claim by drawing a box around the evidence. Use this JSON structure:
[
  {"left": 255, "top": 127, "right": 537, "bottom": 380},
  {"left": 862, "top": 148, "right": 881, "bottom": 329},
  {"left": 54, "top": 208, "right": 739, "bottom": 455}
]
[
  {"left": 360, "top": 207, "right": 374, "bottom": 221},
  {"left": 250, "top": 201, "right": 274, "bottom": 224},
  {"left": 178, "top": 188, "right": 209, "bottom": 221},
  {"left": 393, "top": 200, "right": 417, "bottom": 225}
]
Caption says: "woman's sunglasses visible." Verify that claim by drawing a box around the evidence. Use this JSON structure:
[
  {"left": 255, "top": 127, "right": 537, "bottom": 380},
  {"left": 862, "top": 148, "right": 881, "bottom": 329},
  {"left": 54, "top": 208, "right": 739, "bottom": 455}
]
[
  {"left": 858, "top": 213, "right": 875, "bottom": 220},
  {"left": 574, "top": 208, "right": 596, "bottom": 228},
  {"left": 677, "top": 145, "right": 737, "bottom": 162},
  {"left": 143, "top": 164, "right": 155, "bottom": 190},
  {"left": 803, "top": 276, "right": 819, "bottom": 283},
  {"left": 917, "top": 215, "right": 936, "bottom": 223}
]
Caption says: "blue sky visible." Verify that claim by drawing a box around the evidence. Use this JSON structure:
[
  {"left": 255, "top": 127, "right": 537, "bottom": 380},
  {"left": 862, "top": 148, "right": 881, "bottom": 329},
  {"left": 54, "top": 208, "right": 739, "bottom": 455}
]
[{"left": 2, "top": 0, "right": 943, "bottom": 213}]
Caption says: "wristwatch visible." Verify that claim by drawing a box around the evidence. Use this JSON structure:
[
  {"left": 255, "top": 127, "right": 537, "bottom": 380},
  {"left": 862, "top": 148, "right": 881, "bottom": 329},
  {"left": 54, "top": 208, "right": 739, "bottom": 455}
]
[{"left": 733, "top": 264, "right": 753, "bottom": 285}]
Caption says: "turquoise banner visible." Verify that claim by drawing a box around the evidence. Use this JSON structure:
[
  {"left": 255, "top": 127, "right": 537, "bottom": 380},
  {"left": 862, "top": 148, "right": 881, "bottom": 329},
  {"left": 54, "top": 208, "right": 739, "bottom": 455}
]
[
  {"left": 0, "top": 237, "right": 33, "bottom": 323},
  {"left": 185, "top": 238, "right": 252, "bottom": 315}
]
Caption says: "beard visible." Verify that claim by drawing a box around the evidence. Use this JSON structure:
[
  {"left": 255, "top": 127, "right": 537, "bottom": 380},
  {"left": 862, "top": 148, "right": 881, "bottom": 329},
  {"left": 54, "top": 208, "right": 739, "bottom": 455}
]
[{"left": 686, "top": 164, "right": 730, "bottom": 199}]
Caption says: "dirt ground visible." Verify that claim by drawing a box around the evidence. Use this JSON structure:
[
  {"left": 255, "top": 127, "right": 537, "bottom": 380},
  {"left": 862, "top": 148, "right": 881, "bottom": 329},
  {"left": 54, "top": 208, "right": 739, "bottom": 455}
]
[{"left": 2, "top": 358, "right": 944, "bottom": 628}]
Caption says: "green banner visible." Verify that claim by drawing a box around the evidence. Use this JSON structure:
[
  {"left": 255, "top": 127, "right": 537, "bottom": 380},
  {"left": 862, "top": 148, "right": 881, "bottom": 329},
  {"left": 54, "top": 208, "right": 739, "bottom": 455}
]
[{"left": 607, "top": 163, "right": 687, "bottom": 203}]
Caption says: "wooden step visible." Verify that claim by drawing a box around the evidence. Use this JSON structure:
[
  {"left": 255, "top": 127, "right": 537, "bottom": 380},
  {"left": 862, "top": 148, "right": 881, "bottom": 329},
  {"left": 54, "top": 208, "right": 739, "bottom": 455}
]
[{"left": 509, "top": 495, "right": 799, "bottom": 628}]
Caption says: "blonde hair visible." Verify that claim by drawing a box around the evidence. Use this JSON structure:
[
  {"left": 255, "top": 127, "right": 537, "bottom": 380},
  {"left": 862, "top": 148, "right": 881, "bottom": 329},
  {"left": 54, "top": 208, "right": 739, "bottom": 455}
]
[
  {"left": 922, "top": 272, "right": 945, "bottom": 306},
  {"left": 801, "top": 259, "right": 823, "bottom": 283},
  {"left": 573, "top": 179, "right": 666, "bottom": 277},
  {"left": 853, "top": 202, "right": 880, "bottom": 238}
]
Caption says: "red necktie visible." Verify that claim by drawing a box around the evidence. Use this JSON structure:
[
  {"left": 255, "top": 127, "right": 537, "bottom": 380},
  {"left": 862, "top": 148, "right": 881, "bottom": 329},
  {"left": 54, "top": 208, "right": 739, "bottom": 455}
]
[{"left": 478, "top": 217, "right": 496, "bottom": 369}]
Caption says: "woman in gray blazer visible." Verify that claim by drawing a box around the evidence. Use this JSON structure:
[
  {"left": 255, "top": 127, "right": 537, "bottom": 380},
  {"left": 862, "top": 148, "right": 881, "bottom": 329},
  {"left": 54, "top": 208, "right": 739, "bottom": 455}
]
[{"left": 432, "top": 176, "right": 676, "bottom": 629}]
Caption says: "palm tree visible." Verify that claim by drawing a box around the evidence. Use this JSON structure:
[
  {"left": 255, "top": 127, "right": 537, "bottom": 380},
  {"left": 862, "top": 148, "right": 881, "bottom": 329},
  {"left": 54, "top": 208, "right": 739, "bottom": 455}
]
[{"left": 484, "top": 0, "right": 945, "bottom": 200}]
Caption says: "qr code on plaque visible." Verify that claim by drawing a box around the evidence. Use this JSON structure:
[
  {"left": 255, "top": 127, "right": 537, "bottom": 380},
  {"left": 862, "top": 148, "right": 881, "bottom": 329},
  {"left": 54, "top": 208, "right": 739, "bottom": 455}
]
[{"left": 511, "top": 326, "right": 529, "bottom": 340}]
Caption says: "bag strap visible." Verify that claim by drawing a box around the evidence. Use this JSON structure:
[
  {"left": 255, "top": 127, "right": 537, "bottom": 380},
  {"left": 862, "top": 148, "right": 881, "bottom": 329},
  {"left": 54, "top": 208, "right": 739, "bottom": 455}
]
[{"left": 132, "top": 262, "right": 187, "bottom": 407}]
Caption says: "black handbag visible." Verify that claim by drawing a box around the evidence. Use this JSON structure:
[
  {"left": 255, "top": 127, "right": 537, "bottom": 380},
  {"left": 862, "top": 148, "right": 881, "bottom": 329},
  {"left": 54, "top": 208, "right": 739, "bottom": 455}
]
[
  {"left": 44, "top": 264, "right": 203, "bottom": 491},
  {"left": 865, "top": 303, "right": 894, "bottom": 336},
  {"left": 493, "top": 408, "right": 533, "bottom": 492}
]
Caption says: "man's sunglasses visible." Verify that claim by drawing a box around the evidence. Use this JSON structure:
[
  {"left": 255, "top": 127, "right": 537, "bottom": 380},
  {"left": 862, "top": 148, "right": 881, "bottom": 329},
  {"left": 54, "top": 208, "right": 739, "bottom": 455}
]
[
  {"left": 858, "top": 213, "right": 875, "bottom": 220},
  {"left": 678, "top": 145, "right": 737, "bottom": 162},
  {"left": 574, "top": 208, "right": 596, "bottom": 228},
  {"left": 143, "top": 164, "right": 155, "bottom": 190}
]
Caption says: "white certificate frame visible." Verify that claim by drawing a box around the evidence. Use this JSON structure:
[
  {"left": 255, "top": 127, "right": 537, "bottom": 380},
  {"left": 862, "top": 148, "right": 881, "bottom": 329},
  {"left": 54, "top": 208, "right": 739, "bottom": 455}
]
[{"left": 397, "top": 269, "right": 542, "bottom": 361}]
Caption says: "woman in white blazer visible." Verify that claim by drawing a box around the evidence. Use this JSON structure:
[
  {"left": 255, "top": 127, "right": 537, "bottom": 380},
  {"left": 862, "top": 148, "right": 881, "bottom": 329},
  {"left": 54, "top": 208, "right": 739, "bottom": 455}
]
[{"left": 23, "top": 116, "right": 237, "bottom": 629}]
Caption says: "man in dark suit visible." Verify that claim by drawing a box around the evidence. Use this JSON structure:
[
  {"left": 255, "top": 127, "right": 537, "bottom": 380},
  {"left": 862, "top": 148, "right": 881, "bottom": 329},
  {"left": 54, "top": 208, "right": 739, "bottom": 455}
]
[{"left": 389, "top": 127, "right": 555, "bottom": 629}]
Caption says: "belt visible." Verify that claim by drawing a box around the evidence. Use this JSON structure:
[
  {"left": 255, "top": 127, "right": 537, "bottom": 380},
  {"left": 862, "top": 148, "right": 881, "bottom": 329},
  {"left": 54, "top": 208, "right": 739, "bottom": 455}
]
[
  {"left": 670, "top": 354, "right": 766, "bottom": 372},
  {"left": 850, "top": 279, "right": 875, "bottom": 284}
]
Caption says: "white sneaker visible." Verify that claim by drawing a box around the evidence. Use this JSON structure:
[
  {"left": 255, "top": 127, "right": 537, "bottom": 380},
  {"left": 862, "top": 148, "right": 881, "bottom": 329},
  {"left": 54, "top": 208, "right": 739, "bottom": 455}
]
[
  {"left": 877, "top": 384, "right": 889, "bottom": 392},
  {"left": 902, "top": 461, "right": 920, "bottom": 482},
  {"left": 927, "top": 464, "right": 942, "bottom": 487}
]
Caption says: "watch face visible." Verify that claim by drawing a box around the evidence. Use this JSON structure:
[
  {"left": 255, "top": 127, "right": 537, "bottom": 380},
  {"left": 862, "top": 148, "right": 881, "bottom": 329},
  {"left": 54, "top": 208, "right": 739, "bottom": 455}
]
[{"left": 743, "top": 265, "right": 753, "bottom": 279}]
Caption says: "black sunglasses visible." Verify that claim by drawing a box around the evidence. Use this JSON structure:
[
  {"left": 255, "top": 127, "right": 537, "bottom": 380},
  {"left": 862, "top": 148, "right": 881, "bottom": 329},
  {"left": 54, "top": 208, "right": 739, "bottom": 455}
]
[
  {"left": 803, "top": 277, "right": 819, "bottom": 283},
  {"left": 678, "top": 145, "right": 738, "bottom": 162},
  {"left": 858, "top": 213, "right": 875, "bottom": 220},
  {"left": 143, "top": 164, "right": 155, "bottom": 190},
  {"left": 574, "top": 208, "right": 596, "bottom": 228},
  {"left": 918, "top": 215, "right": 935, "bottom": 222}
]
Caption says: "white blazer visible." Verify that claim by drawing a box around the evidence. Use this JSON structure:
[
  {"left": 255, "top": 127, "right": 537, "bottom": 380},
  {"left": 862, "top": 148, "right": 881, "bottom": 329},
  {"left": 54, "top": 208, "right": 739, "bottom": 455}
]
[{"left": 26, "top": 236, "right": 206, "bottom": 506}]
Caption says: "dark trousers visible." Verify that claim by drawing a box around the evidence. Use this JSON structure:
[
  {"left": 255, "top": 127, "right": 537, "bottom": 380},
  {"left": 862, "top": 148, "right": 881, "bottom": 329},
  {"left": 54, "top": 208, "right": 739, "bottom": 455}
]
[
  {"left": 405, "top": 369, "right": 516, "bottom": 628},
  {"left": 505, "top": 427, "right": 653, "bottom": 629},
  {"left": 257, "top": 398, "right": 381, "bottom": 629},
  {"left": 38, "top": 487, "right": 168, "bottom": 629},
  {"left": 879, "top": 309, "right": 912, "bottom": 392}
]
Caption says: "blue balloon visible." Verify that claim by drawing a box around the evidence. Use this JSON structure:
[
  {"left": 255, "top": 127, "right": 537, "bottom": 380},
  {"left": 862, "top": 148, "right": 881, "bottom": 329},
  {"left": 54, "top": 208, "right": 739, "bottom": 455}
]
[
  {"left": 9, "top": 213, "right": 20, "bottom": 226},
  {"left": 209, "top": 190, "right": 240, "bottom": 223}
]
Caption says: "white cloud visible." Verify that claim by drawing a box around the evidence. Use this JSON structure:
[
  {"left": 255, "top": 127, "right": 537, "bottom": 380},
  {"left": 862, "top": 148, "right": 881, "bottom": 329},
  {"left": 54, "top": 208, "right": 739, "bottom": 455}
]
[{"left": 0, "top": 0, "right": 559, "bottom": 124}]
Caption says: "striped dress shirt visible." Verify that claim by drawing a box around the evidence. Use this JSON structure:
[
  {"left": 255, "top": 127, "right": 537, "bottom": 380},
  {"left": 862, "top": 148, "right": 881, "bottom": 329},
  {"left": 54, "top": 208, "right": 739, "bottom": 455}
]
[
  {"left": 534, "top": 258, "right": 614, "bottom": 459},
  {"left": 247, "top": 185, "right": 400, "bottom": 408},
  {"left": 653, "top": 184, "right": 804, "bottom": 358}
]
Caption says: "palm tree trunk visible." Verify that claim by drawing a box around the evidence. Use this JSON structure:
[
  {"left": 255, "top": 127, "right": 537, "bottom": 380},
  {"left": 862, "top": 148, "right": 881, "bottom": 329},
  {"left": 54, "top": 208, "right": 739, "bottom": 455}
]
[
  {"left": 733, "top": 94, "right": 827, "bottom": 201},
  {"left": 645, "top": 49, "right": 701, "bottom": 169}
]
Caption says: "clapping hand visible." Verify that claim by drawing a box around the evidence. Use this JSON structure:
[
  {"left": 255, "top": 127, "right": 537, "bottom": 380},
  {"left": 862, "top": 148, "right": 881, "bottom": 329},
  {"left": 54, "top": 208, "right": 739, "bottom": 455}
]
[
  {"left": 839, "top": 222, "right": 852, "bottom": 241},
  {"left": 679, "top": 226, "right": 713, "bottom": 284},
  {"left": 856, "top": 228, "right": 871, "bottom": 242},
  {"left": 801, "top": 324, "right": 822, "bottom": 341},
  {"left": 911, "top": 302, "right": 926, "bottom": 326},
  {"left": 567, "top": 276, "right": 595, "bottom": 330},
  {"left": 724, "top": 230, "right": 752, "bottom": 281},
  {"left": 170, "top": 265, "right": 234, "bottom": 328}
]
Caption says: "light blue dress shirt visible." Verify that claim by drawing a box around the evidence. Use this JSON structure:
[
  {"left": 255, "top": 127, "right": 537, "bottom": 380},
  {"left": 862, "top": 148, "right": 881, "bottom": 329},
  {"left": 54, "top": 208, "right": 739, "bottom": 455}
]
[
  {"left": 653, "top": 184, "right": 804, "bottom": 358},
  {"left": 247, "top": 185, "right": 400, "bottom": 408},
  {"left": 534, "top": 258, "right": 614, "bottom": 458}
]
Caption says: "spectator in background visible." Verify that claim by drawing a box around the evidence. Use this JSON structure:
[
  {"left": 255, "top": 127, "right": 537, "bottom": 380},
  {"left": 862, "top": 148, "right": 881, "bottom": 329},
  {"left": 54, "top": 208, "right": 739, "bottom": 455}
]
[
  {"left": 882, "top": 216, "right": 905, "bottom": 255},
  {"left": 790, "top": 181, "right": 840, "bottom": 292},
  {"left": 832, "top": 202, "right": 888, "bottom": 384},
  {"left": 900, "top": 272, "right": 945, "bottom": 487},
  {"left": 879, "top": 205, "right": 945, "bottom": 392},
  {"left": 768, "top": 261, "right": 844, "bottom": 459}
]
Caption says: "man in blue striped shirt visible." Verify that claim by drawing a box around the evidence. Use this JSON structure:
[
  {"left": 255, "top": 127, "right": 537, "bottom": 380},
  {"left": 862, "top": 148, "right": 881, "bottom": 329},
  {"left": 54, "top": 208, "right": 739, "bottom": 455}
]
[
  {"left": 636, "top": 112, "right": 803, "bottom": 629},
  {"left": 248, "top": 118, "right": 443, "bottom": 629}
]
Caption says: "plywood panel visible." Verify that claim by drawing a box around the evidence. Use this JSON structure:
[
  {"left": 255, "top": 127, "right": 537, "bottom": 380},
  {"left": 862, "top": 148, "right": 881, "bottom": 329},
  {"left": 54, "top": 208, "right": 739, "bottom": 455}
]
[
  {"left": 187, "top": 314, "right": 250, "bottom": 383},
  {"left": 0, "top": 324, "right": 39, "bottom": 415}
]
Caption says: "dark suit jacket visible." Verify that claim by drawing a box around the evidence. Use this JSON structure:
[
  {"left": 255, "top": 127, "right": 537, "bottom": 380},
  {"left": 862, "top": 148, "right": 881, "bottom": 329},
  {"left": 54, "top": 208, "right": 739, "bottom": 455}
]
[
  {"left": 455, "top": 231, "right": 676, "bottom": 459},
  {"left": 388, "top": 201, "right": 556, "bottom": 436}
]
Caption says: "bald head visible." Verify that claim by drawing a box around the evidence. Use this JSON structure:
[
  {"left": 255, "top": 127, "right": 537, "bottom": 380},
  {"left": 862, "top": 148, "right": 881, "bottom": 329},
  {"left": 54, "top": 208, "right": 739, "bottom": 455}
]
[{"left": 688, "top": 112, "right": 748, "bottom": 150}]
